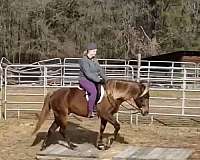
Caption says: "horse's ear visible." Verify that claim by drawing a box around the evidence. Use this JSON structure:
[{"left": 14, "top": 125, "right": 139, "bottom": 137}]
[
  {"left": 139, "top": 80, "right": 146, "bottom": 84},
  {"left": 139, "top": 80, "right": 150, "bottom": 91},
  {"left": 140, "top": 80, "right": 150, "bottom": 86},
  {"left": 139, "top": 84, "right": 149, "bottom": 97}
]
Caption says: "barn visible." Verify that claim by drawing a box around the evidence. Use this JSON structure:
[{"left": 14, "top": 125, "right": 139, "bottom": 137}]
[
  {"left": 128, "top": 51, "right": 200, "bottom": 89},
  {"left": 143, "top": 51, "right": 200, "bottom": 64}
]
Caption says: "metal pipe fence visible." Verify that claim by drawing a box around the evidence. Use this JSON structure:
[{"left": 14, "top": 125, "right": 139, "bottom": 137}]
[
  {"left": 0, "top": 66, "right": 3, "bottom": 119},
  {"left": 116, "top": 66, "right": 200, "bottom": 124},
  {"left": 1, "top": 58, "right": 200, "bottom": 123},
  {"left": 3, "top": 64, "right": 134, "bottom": 119},
  {"left": 64, "top": 58, "right": 127, "bottom": 65}
]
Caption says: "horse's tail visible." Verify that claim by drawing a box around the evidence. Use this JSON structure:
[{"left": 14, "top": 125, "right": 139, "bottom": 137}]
[{"left": 32, "top": 92, "right": 52, "bottom": 135}]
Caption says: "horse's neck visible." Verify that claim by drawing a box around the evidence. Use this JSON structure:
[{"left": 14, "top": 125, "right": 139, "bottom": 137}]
[
  {"left": 105, "top": 81, "right": 127, "bottom": 100},
  {"left": 106, "top": 80, "right": 132, "bottom": 104},
  {"left": 105, "top": 81, "right": 115, "bottom": 95},
  {"left": 105, "top": 87, "right": 124, "bottom": 107}
]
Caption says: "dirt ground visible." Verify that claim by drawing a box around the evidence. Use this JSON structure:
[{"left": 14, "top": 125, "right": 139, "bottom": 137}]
[{"left": 0, "top": 117, "right": 200, "bottom": 160}]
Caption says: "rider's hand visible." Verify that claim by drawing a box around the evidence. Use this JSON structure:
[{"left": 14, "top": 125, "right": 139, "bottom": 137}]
[{"left": 99, "top": 79, "right": 106, "bottom": 84}]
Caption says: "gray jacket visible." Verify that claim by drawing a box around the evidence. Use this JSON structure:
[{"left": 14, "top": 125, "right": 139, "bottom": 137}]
[{"left": 79, "top": 56, "right": 107, "bottom": 83}]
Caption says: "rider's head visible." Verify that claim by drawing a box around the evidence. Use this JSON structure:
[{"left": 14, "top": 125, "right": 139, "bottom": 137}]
[{"left": 84, "top": 43, "right": 97, "bottom": 59}]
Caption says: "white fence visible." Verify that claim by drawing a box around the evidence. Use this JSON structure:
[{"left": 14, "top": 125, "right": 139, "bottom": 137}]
[
  {"left": 117, "top": 66, "right": 200, "bottom": 123},
  {"left": 139, "top": 66, "right": 200, "bottom": 117},
  {"left": 0, "top": 66, "right": 3, "bottom": 119},
  {"left": 139, "top": 66, "right": 198, "bottom": 88},
  {"left": 128, "top": 60, "right": 197, "bottom": 80},
  {"left": 1, "top": 58, "right": 200, "bottom": 121},
  {"left": 3, "top": 64, "right": 134, "bottom": 119},
  {"left": 64, "top": 58, "right": 127, "bottom": 65}
]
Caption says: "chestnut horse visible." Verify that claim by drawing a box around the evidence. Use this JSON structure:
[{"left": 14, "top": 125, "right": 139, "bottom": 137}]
[{"left": 33, "top": 79, "right": 149, "bottom": 150}]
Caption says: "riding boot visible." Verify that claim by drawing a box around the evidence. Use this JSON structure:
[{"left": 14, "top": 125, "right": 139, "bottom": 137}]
[{"left": 88, "top": 111, "right": 96, "bottom": 118}]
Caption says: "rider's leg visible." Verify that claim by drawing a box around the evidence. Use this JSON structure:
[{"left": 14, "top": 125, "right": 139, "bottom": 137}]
[
  {"left": 95, "top": 84, "right": 101, "bottom": 103},
  {"left": 79, "top": 79, "right": 97, "bottom": 116}
]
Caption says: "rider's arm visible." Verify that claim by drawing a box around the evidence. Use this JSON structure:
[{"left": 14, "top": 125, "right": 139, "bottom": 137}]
[
  {"left": 94, "top": 59, "right": 107, "bottom": 81},
  {"left": 99, "top": 66, "right": 107, "bottom": 81}
]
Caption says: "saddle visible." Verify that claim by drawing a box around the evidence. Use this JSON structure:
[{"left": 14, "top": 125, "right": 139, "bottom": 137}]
[{"left": 78, "top": 85, "right": 105, "bottom": 104}]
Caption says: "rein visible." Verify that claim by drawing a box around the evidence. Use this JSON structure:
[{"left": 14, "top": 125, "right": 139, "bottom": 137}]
[{"left": 120, "top": 100, "right": 142, "bottom": 114}]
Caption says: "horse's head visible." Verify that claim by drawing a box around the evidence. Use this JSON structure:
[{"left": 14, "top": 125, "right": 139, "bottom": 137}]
[
  {"left": 134, "top": 83, "right": 149, "bottom": 116},
  {"left": 106, "top": 79, "right": 149, "bottom": 116}
]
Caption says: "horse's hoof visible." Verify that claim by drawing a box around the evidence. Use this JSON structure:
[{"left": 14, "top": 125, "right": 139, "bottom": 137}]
[
  {"left": 58, "top": 140, "right": 77, "bottom": 150},
  {"left": 69, "top": 143, "right": 77, "bottom": 150},
  {"left": 107, "top": 138, "right": 114, "bottom": 146},
  {"left": 40, "top": 146, "right": 46, "bottom": 151},
  {"left": 97, "top": 144, "right": 105, "bottom": 150}
]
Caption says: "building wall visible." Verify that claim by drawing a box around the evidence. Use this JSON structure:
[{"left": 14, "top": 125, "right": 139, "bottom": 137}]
[
  {"left": 144, "top": 51, "right": 200, "bottom": 64},
  {"left": 181, "top": 56, "right": 200, "bottom": 63}
]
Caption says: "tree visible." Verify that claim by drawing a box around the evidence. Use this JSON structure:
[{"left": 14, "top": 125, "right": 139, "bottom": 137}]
[{"left": 0, "top": 0, "right": 199, "bottom": 63}]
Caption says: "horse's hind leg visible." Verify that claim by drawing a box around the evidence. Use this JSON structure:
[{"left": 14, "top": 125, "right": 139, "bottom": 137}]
[
  {"left": 41, "top": 120, "right": 58, "bottom": 150},
  {"left": 57, "top": 115, "right": 77, "bottom": 150},
  {"left": 96, "top": 118, "right": 107, "bottom": 150}
]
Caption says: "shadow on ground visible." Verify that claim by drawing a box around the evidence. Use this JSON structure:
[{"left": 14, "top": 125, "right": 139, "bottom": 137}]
[{"left": 31, "top": 121, "right": 128, "bottom": 148}]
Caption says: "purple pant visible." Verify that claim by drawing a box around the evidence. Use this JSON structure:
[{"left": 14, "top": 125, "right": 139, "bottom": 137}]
[{"left": 79, "top": 79, "right": 97, "bottom": 112}]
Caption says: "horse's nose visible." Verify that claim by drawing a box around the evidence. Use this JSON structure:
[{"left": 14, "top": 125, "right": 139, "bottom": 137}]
[{"left": 142, "top": 110, "right": 149, "bottom": 116}]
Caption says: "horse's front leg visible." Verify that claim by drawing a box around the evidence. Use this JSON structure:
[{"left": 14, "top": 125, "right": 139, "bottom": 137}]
[
  {"left": 96, "top": 118, "right": 107, "bottom": 150},
  {"left": 105, "top": 114, "right": 120, "bottom": 148}
]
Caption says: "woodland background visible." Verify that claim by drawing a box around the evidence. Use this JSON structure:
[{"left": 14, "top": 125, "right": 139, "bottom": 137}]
[{"left": 0, "top": 0, "right": 200, "bottom": 63}]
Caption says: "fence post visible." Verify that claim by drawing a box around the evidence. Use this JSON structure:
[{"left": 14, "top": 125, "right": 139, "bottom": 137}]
[
  {"left": 171, "top": 62, "right": 174, "bottom": 86},
  {"left": 43, "top": 66, "right": 47, "bottom": 97},
  {"left": 147, "top": 61, "right": 150, "bottom": 84},
  {"left": 4, "top": 66, "right": 8, "bottom": 120},
  {"left": 194, "top": 64, "right": 197, "bottom": 88},
  {"left": 61, "top": 65, "right": 63, "bottom": 86},
  {"left": 150, "top": 115, "right": 154, "bottom": 125},
  {"left": 135, "top": 114, "right": 139, "bottom": 125},
  {"left": 104, "top": 60, "right": 107, "bottom": 76},
  {"left": 182, "top": 68, "right": 186, "bottom": 116},
  {"left": 116, "top": 112, "right": 119, "bottom": 123},
  {"left": 0, "top": 67, "right": 2, "bottom": 119},
  {"left": 130, "top": 111, "right": 133, "bottom": 126},
  {"left": 137, "top": 54, "right": 141, "bottom": 82}
]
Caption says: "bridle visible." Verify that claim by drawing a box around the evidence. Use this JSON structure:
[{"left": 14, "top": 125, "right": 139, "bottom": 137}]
[
  {"left": 103, "top": 82, "right": 148, "bottom": 114},
  {"left": 104, "top": 86, "right": 142, "bottom": 114}
]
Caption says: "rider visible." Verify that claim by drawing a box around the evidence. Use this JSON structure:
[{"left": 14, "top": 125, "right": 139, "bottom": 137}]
[{"left": 79, "top": 43, "right": 107, "bottom": 118}]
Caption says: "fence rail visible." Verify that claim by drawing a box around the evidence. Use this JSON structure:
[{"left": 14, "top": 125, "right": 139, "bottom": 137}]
[
  {"left": 1, "top": 58, "right": 200, "bottom": 122},
  {"left": 3, "top": 64, "right": 134, "bottom": 119}
]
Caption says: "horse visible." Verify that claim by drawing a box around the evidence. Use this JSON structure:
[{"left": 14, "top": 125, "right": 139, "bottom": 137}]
[{"left": 32, "top": 79, "right": 149, "bottom": 150}]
